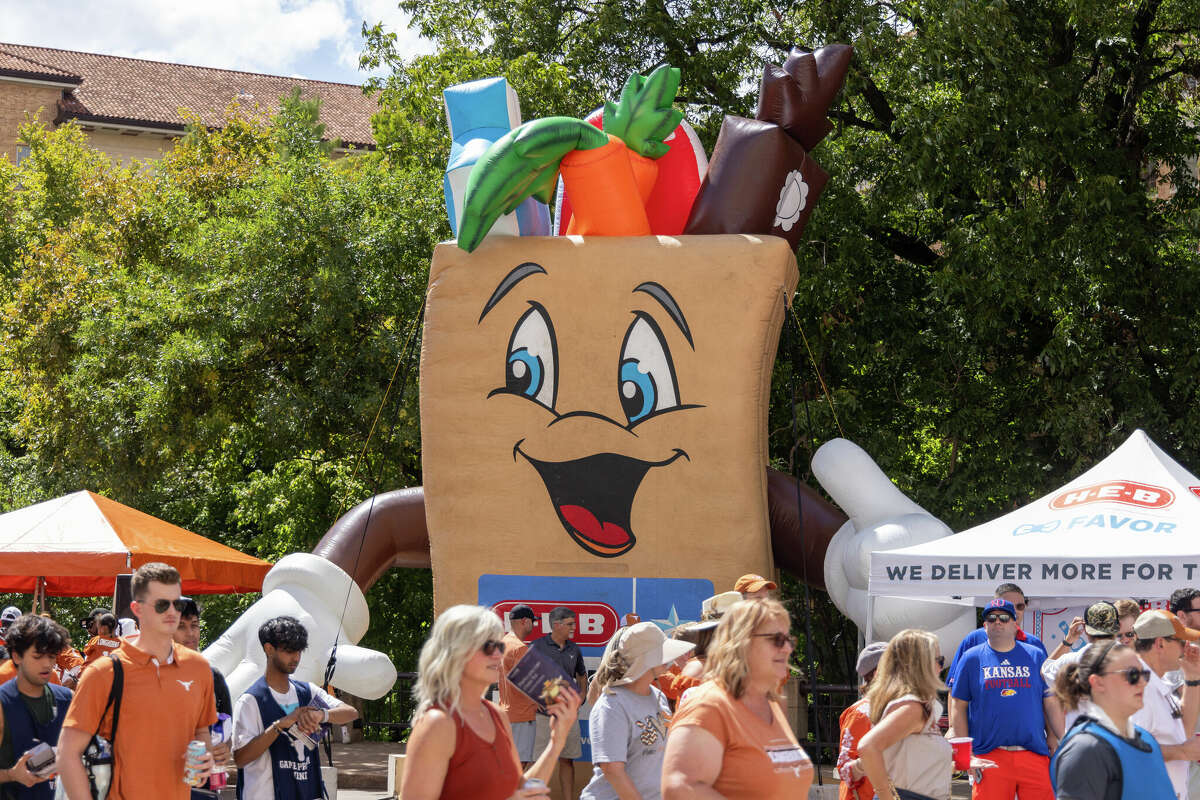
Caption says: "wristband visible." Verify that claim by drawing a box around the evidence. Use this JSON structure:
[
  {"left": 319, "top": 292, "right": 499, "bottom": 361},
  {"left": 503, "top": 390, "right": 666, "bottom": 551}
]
[
  {"left": 321, "top": 708, "right": 330, "bottom": 723},
  {"left": 1064, "top": 639, "right": 1077, "bottom": 646},
  {"left": 1186, "top": 679, "right": 1200, "bottom": 687}
]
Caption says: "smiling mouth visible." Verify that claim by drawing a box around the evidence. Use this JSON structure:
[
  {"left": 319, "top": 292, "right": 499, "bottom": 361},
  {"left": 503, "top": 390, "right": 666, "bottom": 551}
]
[{"left": 516, "top": 443, "right": 687, "bottom": 557}]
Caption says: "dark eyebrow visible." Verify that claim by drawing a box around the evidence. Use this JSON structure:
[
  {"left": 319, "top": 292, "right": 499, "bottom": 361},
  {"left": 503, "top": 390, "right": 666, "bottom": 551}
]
[
  {"left": 633, "top": 282, "right": 693, "bottom": 349},
  {"left": 479, "top": 262, "right": 547, "bottom": 323}
]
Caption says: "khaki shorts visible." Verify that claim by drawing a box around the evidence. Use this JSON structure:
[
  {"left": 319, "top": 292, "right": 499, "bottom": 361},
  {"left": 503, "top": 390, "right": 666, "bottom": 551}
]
[
  {"left": 511, "top": 719, "right": 536, "bottom": 762},
  {"left": 533, "top": 712, "right": 582, "bottom": 760}
]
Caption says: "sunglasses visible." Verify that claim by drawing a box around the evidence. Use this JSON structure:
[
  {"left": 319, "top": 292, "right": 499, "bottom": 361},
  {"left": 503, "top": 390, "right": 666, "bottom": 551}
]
[
  {"left": 481, "top": 639, "right": 506, "bottom": 656},
  {"left": 984, "top": 614, "right": 1013, "bottom": 624},
  {"left": 753, "top": 632, "right": 797, "bottom": 649},
  {"left": 146, "top": 597, "right": 191, "bottom": 614},
  {"left": 1119, "top": 631, "right": 1137, "bottom": 641},
  {"left": 936, "top": 656, "right": 946, "bottom": 669},
  {"left": 1100, "top": 667, "right": 1151, "bottom": 685}
]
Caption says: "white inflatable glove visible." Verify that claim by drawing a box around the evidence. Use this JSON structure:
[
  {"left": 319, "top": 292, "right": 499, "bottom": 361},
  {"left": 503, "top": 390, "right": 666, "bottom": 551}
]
[
  {"left": 204, "top": 553, "right": 398, "bottom": 700},
  {"left": 813, "top": 438, "right": 976, "bottom": 653}
]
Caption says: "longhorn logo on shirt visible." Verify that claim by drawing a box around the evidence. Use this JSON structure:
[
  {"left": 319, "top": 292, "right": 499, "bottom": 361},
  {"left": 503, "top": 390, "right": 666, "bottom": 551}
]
[{"left": 177, "top": 680, "right": 194, "bottom": 691}]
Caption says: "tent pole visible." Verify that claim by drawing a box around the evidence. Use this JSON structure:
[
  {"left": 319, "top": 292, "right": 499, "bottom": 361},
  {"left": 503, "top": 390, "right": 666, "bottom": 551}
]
[{"left": 866, "top": 593, "right": 876, "bottom": 642}]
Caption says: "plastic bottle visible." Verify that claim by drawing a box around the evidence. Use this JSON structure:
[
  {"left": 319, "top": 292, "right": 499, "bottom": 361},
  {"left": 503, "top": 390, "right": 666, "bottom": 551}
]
[{"left": 208, "top": 729, "right": 228, "bottom": 789}]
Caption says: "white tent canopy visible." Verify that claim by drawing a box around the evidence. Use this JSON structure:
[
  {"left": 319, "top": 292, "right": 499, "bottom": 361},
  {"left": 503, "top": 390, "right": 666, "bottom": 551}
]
[{"left": 870, "top": 430, "right": 1200, "bottom": 604}]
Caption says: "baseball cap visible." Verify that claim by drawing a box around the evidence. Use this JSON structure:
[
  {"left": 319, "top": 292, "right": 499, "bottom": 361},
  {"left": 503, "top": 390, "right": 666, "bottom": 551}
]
[
  {"left": 734, "top": 574, "right": 778, "bottom": 594},
  {"left": 79, "top": 607, "right": 109, "bottom": 627},
  {"left": 983, "top": 598, "right": 1017, "bottom": 618},
  {"left": 0, "top": 606, "right": 21, "bottom": 624},
  {"left": 508, "top": 604, "right": 536, "bottom": 622},
  {"left": 855, "top": 642, "right": 888, "bottom": 678},
  {"left": 1084, "top": 601, "right": 1120, "bottom": 637},
  {"left": 1134, "top": 609, "right": 1200, "bottom": 642}
]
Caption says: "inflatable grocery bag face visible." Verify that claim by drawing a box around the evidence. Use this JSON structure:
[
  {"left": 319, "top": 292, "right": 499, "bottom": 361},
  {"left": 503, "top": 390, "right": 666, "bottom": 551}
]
[{"left": 421, "top": 234, "right": 798, "bottom": 611}]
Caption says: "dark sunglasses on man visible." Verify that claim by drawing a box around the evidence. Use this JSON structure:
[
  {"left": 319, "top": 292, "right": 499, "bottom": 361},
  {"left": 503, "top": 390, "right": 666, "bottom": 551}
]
[{"left": 147, "top": 597, "right": 192, "bottom": 614}]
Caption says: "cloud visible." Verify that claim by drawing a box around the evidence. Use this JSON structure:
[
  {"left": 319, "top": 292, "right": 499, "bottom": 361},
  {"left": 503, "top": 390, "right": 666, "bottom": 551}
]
[{"left": 0, "top": 0, "right": 433, "bottom": 83}]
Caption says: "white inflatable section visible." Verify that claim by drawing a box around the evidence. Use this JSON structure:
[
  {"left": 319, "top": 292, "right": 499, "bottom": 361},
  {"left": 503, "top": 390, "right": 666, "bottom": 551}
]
[
  {"left": 205, "top": 553, "right": 397, "bottom": 700},
  {"left": 813, "top": 438, "right": 975, "bottom": 654}
]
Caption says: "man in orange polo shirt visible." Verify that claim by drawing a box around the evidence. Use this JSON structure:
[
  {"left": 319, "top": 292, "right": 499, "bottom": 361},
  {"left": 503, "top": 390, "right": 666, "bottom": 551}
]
[
  {"left": 58, "top": 562, "right": 216, "bottom": 800},
  {"left": 499, "top": 604, "right": 539, "bottom": 767}
]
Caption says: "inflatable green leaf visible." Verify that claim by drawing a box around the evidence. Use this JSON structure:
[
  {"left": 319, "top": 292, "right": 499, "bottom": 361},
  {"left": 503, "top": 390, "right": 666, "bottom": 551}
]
[
  {"left": 457, "top": 117, "right": 607, "bottom": 253},
  {"left": 603, "top": 65, "right": 684, "bottom": 159}
]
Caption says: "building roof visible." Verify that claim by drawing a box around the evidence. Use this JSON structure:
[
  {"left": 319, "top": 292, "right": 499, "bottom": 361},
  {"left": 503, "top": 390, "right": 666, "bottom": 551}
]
[
  {"left": 0, "top": 43, "right": 376, "bottom": 148},
  {"left": 0, "top": 49, "right": 81, "bottom": 84}
]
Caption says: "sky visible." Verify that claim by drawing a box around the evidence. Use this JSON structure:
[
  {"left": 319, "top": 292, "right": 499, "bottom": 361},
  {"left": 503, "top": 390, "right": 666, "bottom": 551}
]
[{"left": 0, "top": 0, "right": 435, "bottom": 86}]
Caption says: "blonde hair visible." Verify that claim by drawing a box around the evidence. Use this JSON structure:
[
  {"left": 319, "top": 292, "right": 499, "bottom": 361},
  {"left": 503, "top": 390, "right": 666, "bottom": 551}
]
[
  {"left": 412, "top": 605, "right": 502, "bottom": 722},
  {"left": 866, "top": 629, "right": 944, "bottom": 725},
  {"left": 705, "top": 598, "right": 789, "bottom": 701},
  {"left": 1114, "top": 598, "right": 1141, "bottom": 620}
]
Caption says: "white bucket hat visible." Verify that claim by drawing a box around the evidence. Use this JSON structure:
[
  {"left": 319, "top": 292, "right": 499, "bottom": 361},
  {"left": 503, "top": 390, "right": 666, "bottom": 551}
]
[
  {"left": 608, "top": 622, "right": 696, "bottom": 686},
  {"left": 701, "top": 591, "right": 742, "bottom": 620}
]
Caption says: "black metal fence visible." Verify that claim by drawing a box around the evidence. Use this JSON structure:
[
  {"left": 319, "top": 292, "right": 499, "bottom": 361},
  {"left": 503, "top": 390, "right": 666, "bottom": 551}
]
[
  {"left": 362, "top": 671, "right": 419, "bottom": 741},
  {"left": 804, "top": 682, "right": 859, "bottom": 764}
]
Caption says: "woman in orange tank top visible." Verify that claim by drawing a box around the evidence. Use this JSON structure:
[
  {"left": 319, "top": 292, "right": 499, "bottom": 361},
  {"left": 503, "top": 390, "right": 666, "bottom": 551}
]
[
  {"left": 401, "top": 605, "right": 582, "bottom": 800},
  {"left": 662, "top": 598, "right": 813, "bottom": 799}
]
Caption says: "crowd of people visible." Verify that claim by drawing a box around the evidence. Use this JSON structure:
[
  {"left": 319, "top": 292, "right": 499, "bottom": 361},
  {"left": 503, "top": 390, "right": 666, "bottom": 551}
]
[
  {"left": 401, "top": 573, "right": 815, "bottom": 800},
  {"left": 838, "top": 582, "right": 1200, "bottom": 800},
  {"left": 399, "top": 575, "right": 1200, "bottom": 800},
  {"left": 0, "top": 561, "right": 359, "bottom": 800},
  {"left": 3, "top": 565, "right": 1199, "bottom": 800}
]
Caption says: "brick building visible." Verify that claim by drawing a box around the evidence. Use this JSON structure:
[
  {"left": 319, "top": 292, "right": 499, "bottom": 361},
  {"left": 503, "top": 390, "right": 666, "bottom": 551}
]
[{"left": 0, "top": 42, "right": 376, "bottom": 164}]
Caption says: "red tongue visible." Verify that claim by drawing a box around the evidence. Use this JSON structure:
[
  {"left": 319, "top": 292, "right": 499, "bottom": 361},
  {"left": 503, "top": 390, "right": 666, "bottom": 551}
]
[{"left": 560, "top": 504, "right": 630, "bottom": 547}]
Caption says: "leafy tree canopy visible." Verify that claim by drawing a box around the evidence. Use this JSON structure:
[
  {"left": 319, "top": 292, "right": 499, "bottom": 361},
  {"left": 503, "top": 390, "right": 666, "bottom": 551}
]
[{"left": 0, "top": 101, "right": 434, "bottom": 669}]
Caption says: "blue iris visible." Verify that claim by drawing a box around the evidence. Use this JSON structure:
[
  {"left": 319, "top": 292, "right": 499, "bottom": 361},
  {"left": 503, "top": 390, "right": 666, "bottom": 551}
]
[
  {"left": 507, "top": 348, "right": 543, "bottom": 398},
  {"left": 620, "top": 359, "right": 656, "bottom": 423}
]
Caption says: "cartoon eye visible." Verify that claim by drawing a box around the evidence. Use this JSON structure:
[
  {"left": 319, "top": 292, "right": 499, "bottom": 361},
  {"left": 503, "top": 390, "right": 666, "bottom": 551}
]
[
  {"left": 505, "top": 304, "right": 557, "bottom": 409},
  {"left": 619, "top": 313, "right": 679, "bottom": 425}
]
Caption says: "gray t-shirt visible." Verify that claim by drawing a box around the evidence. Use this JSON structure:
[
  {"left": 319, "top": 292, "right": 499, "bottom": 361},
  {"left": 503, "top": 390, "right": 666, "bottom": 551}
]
[
  {"left": 580, "top": 685, "right": 672, "bottom": 800},
  {"left": 1053, "top": 716, "right": 1142, "bottom": 800}
]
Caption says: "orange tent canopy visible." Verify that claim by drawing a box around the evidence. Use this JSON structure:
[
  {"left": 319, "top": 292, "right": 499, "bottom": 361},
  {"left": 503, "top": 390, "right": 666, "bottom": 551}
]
[{"left": 0, "top": 491, "right": 272, "bottom": 596}]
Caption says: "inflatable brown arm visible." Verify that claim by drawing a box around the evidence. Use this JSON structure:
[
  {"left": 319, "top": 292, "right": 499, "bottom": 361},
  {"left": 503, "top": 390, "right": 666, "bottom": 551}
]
[
  {"left": 312, "top": 472, "right": 844, "bottom": 592},
  {"left": 311, "top": 486, "right": 431, "bottom": 591}
]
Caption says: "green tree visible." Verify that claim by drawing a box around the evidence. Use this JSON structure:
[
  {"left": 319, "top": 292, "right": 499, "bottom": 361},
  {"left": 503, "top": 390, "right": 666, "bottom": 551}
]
[{"left": 0, "top": 100, "right": 437, "bottom": 670}]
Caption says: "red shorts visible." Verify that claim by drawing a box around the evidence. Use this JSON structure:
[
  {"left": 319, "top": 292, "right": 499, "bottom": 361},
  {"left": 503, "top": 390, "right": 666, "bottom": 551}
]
[{"left": 972, "top": 748, "right": 1053, "bottom": 800}]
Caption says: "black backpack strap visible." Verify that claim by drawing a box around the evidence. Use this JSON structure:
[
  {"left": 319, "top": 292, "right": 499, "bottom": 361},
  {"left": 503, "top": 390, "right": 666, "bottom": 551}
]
[{"left": 106, "top": 654, "right": 123, "bottom": 744}]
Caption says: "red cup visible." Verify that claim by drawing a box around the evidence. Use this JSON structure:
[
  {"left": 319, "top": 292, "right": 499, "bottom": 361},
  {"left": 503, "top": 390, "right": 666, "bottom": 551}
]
[{"left": 949, "top": 737, "right": 973, "bottom": 770}]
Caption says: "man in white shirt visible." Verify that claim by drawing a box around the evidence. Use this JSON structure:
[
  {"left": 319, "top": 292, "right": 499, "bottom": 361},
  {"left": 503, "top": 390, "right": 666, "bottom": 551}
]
[
  {"left": 232, "top": 616, "right": 359, "bottom": 800},
  {"left": 1043, "top": 599, "right": 1139, "bottom": 730},
  {"left": 1131, "top": 610, "right": 1200, "bottom": 799}
]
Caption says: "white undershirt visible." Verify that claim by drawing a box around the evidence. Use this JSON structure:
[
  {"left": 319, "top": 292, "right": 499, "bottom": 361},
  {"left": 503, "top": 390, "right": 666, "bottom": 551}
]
[{"left": 232, "top": 682, "right": 343, "bottom": 800}]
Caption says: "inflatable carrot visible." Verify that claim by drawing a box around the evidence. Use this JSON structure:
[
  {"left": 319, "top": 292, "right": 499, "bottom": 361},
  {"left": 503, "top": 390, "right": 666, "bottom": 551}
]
[{"left": 456, "top": 65, "right": 683, "bottom": 252}]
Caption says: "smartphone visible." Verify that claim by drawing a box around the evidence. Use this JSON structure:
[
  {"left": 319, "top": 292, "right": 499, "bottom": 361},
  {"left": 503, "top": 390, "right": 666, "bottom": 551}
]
[{"left": 25, "top": 742, "right": 55, "bottom": 776}]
